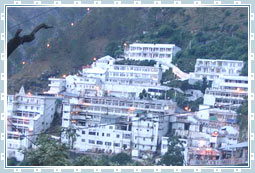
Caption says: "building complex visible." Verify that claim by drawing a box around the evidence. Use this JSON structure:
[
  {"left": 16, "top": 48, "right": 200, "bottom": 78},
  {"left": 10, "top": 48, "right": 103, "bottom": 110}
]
[
  {"left": 7, "top": 42, "right": 248, "bottom": 166},
  {"left": 7, "top": 87, "right": 57, "bottom": 161}
]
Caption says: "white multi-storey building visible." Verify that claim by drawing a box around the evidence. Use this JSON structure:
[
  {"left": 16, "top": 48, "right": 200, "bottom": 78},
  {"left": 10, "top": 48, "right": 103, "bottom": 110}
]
[
  {"left": 47, "top": 55, "right": 168, "bottom": 99},
  {"left": 65, "top": 75, "right": 103, "bottom": 97},
  {"left": 203, "top": 75, "right": 248, "bottom": 110},
  {"left": 124, "top": 43, "right": 181, "bottom": 64},
  {"left": 61, "top": 95, "right": 176, "bottom": 157},
  {"left": 189, "top": 59, "right": 244, "bottom": 83},
  {"left": 7, "top": 87, "right": 57, "bottom": 161},
  {"left": 47, "top": 77, "right": 66, "bottom": 94},
  {"left": 107, "top": 64, "right": 162, "bottom": 86}
]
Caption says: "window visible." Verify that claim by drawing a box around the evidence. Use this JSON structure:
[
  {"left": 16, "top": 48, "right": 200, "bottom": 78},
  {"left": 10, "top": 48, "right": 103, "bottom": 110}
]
[
  {"left": 89, "top": 140, "right": 95, "bottom": 144},
  {"left": 114, "top": 143, "right": 120, "bottom": 147},
  {"left": 116, "top": 134, "right": 120, "bottom": 138},
  {"left": 107, "top": 133, "right": 110, "bottom": 137},
  {"left": 97, "top": 141, "right": 103, "bottom": 145},
  {"left": 89, "top": 132, "right": 96, "bottom": 135},
  {"left": 102, "top": 133, "right": 104, "bottom": 136},
  {"left": 82, "top": 139, "right": 85, "bottom": 142},
  {"left": 109, "top": 126, "right": 113, "bottom": 129},
  {"left": 82, "top": 131, "right": 85, "bottom": 135},
  {"left": 25, "top": 106, "right": 28, "bottom": 109},
  {"left": 105, "top": 142, "right": 111, "bottom": 146},
  {"left": 184, "top": 123, "right": 190, "bottom": 130},
  {"left": 31, "top": 106, "right": 34, "bottom": 110}
]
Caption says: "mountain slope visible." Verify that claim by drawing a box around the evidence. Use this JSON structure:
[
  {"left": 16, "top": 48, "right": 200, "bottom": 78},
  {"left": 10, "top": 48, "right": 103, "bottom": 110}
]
[{"left": 7, "top": 7, "right": 248, "bottom": 94}]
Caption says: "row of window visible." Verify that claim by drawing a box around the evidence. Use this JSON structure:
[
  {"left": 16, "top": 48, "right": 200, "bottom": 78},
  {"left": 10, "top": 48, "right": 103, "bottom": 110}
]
[
  {"left": 128, "top": 47, "right": 172, "bottom": 52},
  {"left": 224, "top": 79, "right": 248, "bottom": 84},
  {"left": 66, "top": 84, "right": 97, "bottom": 89},
  {"left": 86, "top": 131, "right": 122, "bottom": 138},
  {"left": 197, "top": 61, "right": 243, "bottom": 67},
  {"left": 113, "top": 66, "right": 158, "bottom": 72},
  {"left": 82, "top": 139, "right": 121, "bottom": 147},
  {"left": 109, "top": 72, "right": 157, "bottom": 78},
  {"left": 19, "top": 97, "right": 41, "bottom": 104},
  {"left": 82, "top": 98, "right": 165, "bottom": 110},
  {"left": 129, "top": 53, "right": 172, "bottom": 57}
]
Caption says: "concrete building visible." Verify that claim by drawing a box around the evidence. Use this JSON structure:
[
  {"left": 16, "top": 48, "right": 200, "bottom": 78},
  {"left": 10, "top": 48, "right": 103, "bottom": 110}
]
[
  {"left": 167, "top": 112, "right": 240, "bottom": 166},
  {"left": 7, "top": 87, "right": 57, "bottom": 161},
  {"left": 107, "top": 64, "right": 162, "bottom": 86},
  {"left": 124, "top": 43, "right": 181, "bottom": 64},
  {"left": 61, "top": 95, "right": 176, "bottom": 158},
  {"left": 189, "top": 59, "right": 244, "bottom": 83},
  {"left": 47, "top": 55, "right": 169, "bottom": 99},
  {"left": 47, "top": 77, "right": 66, "bottom": 95},
  {"left": 65, "top": 75, "right": 103, "bottom": 97},
  {"left": 203, "top": 75, "right": 248, "bottom": 110}
]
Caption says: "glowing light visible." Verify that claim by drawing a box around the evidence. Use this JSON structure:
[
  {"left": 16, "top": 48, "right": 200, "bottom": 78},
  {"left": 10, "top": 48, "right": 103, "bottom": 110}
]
[
  {"left": 27, "top": 92, "right": 32, "bottom": 96},
  {"left": 76, "top": 73, "right": 79, "bottom": 76},
  {"left": 87, "top": 8, "right": 90, "bottom": 11},
  {"left": 95, "top": 86, "right": 100, "bottom": 91},
  {"left": 71, "top": 22, "right": 74, "bottom": 27},
  {"left": 236, "top": 87, "right": 242, "bottom": 93},
  {"left": 28, "top": 128, "right": 33, "bottom": 132},
  {"left": 83, "top": 102, "right": 90, "bottom": 106},
  {"left": 93, "top": 57, "right": 97, "bottom": 61},
  {"left": 123, "top": 42, "right": 127, "bottom": 47},
  {"left": 184, "top": 106, "right": 189, "bottom": 111},
  {"left": 62, "top": 74, "right": 66, "bottom": 78},
  {"left": 71, "top": 120, "right": 76, "bottom": 123},
  {"left": 22, "top": 61, "right": 26, "bottom": 65},
  {"left": 212, "top": 131, "right": 219, "bottom": 137},
  {"left": 129, "top": 107, "right": 136, "bottom": 112}
]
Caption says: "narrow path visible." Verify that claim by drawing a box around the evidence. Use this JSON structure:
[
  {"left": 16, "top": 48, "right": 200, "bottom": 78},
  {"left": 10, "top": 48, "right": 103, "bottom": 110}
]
[{"left": 157, "top": 60, "right": 190, "bottom": 81}]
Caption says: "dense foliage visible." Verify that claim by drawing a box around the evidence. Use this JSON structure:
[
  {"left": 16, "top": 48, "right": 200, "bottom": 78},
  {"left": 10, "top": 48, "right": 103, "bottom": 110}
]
[
  {"left": 19, "top": 135, "right": 71, "bottom": 166},
  {"left": 159, "top": 135, "right": 185, "bottom": 166},
  {"left": 10, "top": 134, "right": 150, "bottom": 166},
  {"left": 236, "top": 99, "right": 248, "bottom": 142},
  {"left": 115, "top": 59, "right": 157, "bottom": 66}
]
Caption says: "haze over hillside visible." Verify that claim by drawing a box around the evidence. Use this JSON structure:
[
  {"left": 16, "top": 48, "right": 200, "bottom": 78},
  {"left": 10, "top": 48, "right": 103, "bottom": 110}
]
[{"left": 7, "top": 7, "right": 248, "bottom": 94}]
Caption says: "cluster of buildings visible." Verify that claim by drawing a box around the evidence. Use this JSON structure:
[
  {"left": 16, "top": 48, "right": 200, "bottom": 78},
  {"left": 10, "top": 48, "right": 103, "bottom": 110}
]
[
  {"left": 7, "top": 43, "right": 248, "bottom": 166},
  {"left": 7, "top": 87, "right": 58, "bottom": 161}
]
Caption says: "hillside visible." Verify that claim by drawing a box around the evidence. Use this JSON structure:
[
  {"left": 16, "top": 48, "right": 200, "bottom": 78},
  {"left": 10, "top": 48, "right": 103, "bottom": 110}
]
[{"left": 7, "top": 7, "right": 248, "bottom": 94}]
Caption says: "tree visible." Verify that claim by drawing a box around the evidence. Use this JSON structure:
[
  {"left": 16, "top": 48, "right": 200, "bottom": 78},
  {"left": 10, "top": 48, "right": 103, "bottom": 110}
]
[
  {"left": 96, "top": 155, "right": 111, "bottom": 166},
  {"left": 110, "top": 152, "right": 132, "bottom": 165},
  {"left": 7, "top": 23, "right": 53, "bottom": 57},
  {"left": 20, "top": 134, "right": 71, "bottom": 166},
  {"left": 201, "top": 77, "right": 209, "bottom": 94},
  {"left": 139, "top": 89, "right": 150, "bottom": 99},
  {"left": 65, "top": 125, "right": 79, "bottom": 149},
  {"left": 7, "top": 157, "right": 19, "bottom": 166},
  {"left": 73, "top": 155, "right": 95, "bottom": 166},
  {"left": 237, "top": 99, "right": 248, "bottom": 142},
  {"left": 160, "top": 136, "right": 185, "bottom": 166}
]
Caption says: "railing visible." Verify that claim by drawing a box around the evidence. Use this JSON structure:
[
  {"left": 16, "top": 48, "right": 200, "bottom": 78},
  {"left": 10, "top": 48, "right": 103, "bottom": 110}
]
[{"left": 189, "top": 158, "right": 248, "bottom": 166}]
